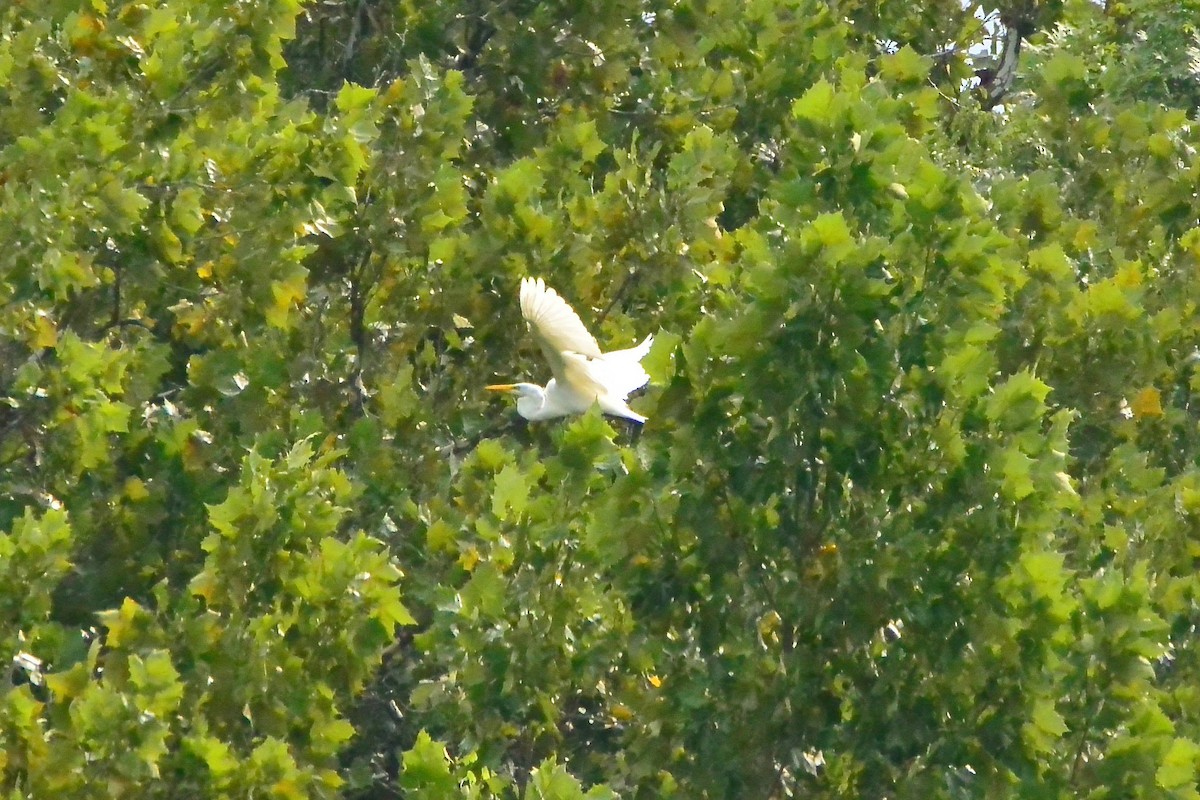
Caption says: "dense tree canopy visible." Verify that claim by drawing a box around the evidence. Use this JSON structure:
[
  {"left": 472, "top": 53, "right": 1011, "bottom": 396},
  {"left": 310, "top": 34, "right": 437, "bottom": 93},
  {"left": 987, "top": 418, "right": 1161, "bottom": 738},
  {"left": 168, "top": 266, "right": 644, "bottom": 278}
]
[{"left": 3, "top": 0, "right": 1200, "bottom": 797}]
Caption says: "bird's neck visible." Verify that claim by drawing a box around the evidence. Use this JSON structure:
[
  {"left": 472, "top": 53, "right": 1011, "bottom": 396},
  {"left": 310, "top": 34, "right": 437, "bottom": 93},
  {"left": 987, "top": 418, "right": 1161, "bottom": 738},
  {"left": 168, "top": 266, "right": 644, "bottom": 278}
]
[
  {"left": 516, "top": 388, "right": 548, "bottom": 420},
  {"left": 518, "top": 383, "right": 571, "bottom": 420}
]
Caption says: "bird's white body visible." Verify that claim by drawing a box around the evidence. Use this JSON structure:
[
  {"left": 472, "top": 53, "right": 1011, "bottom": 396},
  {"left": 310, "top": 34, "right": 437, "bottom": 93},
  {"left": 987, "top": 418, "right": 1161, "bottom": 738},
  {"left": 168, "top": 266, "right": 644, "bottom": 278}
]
[{"left": 488, "top": 278, "right": 654, "bottom": 423}]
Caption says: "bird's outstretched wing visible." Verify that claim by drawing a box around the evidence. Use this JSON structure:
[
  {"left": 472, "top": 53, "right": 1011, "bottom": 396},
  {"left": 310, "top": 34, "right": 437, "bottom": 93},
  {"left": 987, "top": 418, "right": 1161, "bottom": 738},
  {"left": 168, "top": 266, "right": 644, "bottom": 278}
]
[
  {"left": 592, "top": 334, "right": 653, "bottom": 398},
  {"left": 520, "top": 277, "right": 602, "bottom": 383}
]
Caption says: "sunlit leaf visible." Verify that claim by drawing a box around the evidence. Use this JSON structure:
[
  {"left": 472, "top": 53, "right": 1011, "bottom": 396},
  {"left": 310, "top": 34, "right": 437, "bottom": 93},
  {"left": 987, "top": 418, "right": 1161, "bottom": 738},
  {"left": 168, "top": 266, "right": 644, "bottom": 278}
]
[{"left": 1130, "top": 387, "right": 1164, "bottom": 419}]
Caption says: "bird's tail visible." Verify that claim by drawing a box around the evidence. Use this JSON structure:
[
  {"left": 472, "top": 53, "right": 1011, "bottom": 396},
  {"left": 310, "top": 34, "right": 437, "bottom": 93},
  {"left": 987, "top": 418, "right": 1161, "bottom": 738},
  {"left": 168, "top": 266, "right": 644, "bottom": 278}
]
[{"left": 598, "top": 398, "right": 648, "bottom": 424}]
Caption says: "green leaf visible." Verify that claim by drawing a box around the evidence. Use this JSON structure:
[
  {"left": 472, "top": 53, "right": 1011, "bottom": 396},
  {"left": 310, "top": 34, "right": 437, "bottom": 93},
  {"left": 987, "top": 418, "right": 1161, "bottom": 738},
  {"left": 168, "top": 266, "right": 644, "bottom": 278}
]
[
  {"left": 45, "top": 662, "right": 91, "bottom": 701},
  {"left": 128, "top": 651, "right": 183, "bottom": 716},
  {"left": 460, "top": 562, "right": 506, "bottom": 619},
  {"left": 559, "top": 409, "right": 616, "bottom": 470},
  {"left": 377, "top": 363, "right": 419, "bottom": 425},
  {"left": 491, "top": 463, "right": 530, "bottom": 520},
  {"left": 400, "top": 731, "right": 458, "bottom": 794},
  {"left": 999, "top": 446, "right": 1035, "bottom": 500},
  {"left": 172, "top": 187, "right": 206, "bottom": 235},
  {"left": 566, "top": 118, "right": 606, "bottom": 163},
  {"left": 939, "top": 343, "right": 994, "bottom": 400},
  {"left": 807, "top": 212, "right": 853, "bottom": 249},
  {"left": 527, "top": 757, "right": 589, "bottom": 800},
  {"left": 642, "top": 328, "right": 682, "bottom": 385},
  {"left": 494, "top": 158, "right": 544, "bottom": 202},
  {"left": 879, "top": 46, "right": 928, "bottom": 82},
  {"left": 377, "top": 593, "right": 417, "bottom": 629},
  {"left": 1042, "top": 53, "right": 1087, "bottom": 86},
  {"left": 474, "top": 439, "right": 512, "bottom": 472},
  {"left": 38, "top": 249, "right": 98, "bottom": 295},
  {"left": 1027, "top": 243, "right": 1073, "bottom": 279},
  {"left": 186, "top": 735, "right": 239, "bottom": 778},
  {"left": 1019, "top": 550, "right": 1068, "bottom": 602},
  {"left": 312, "top": 717, "right": 356, "bottom": 747},
  {"left": 792, "top": 79, "right": 838, "bottom": 125},
  {"left": 1085, "top": 278, "right": 1140, "bottom": 320},
  {"left": 425, "top": 519, "right": 457, "bottom": 553},
  {"left": 1031, "top": 698, "right": 1068, "bottom": 738},
  {"left": 985, "top": 371, "right": 1051, "bottom": 428},
  {"left": 98, "top": 597, "right": 153, "bottom": 649},
  {"left": 336, "top": 81, "right": 377, "bottom": 112},
  {"left": 1157, "top": 738, "right": 1200, "bottom": 790}
]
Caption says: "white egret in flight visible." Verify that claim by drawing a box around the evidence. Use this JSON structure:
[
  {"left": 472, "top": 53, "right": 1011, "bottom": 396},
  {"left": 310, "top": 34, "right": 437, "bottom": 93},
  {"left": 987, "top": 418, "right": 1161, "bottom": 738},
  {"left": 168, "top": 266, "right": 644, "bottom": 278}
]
[{"left": 487, "top": 277, "right": 654, "bottom": 423}]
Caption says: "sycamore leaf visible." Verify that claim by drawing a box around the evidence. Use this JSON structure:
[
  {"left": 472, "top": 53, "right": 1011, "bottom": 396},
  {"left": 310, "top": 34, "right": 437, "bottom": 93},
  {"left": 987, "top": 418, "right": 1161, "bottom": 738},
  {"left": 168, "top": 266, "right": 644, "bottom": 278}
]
[
  {"left": 1130, "top": 387, "right": 1163, "bottom": 419},
  {"left": 808, "top": 212, "right": 853, "bottom": 249},
  {"left": 1032, "top": 698, "right": 1068, "bottom": 738},
  {"left": 1028, "top": 243, "right": 1073, "bottom": 279},
  {"left": 460, "top": 562, "right": 505, "bottom": 618},
  {"left": 186, "top": 736, "right": 239, "bottom": 778},
  {"left": 492, "top": 463, "right": 529, "bottom": 519},
  {"left": 30, "top": 313, "right": 58, "bottom": 349},
  {"left": 400, "top": 732, "right": 457, "bottom": 793},
  {"left": 267, "top": 272, "right": 308, "bottom": 330},
  {"left": 123, "top": 477, "right": 150, "bottom": 501},
  {"left": 495, "top": 158, "right": 544, "bottom": 201},
  {"left": 171, "top": 187, "right": 205, "bottom": 235},
  {"left": 1086, "top": 278, "right": 1139, "bottom": 319},
  {"left": 527, "top": 758, "right": 591, "bottom": 800},
  {"left": 1157, "top": 738, "right": 1200, "bottom": 791},
  {"left": 336, "top": 81, "right": 377, "bottom": 113},
  {"left": 999, "top": 447, "right": 1035, "bottom": 500},
  {"left": 792, "top": 79, "right": 838, "bottom": 125},
  {"left": 567, "top": 118, "right": 607, "bottom": 163},
  {"left": 986, "top": 371, "right": 1051, "bottom": 428},
  {"left": 1020, "top": 550, "right": 1068, "bottom": 601},
  {"left": 642, "top": 328, "right": 682, "bottom": 385},
  {"left": 377, "top": 594, "right": 417, "bottom": 628},
  {"left": 98, "top": 597, "right": 150, "bottom": 648},
  {"left": 44, "top": 662, "right": 91, "bottom": 701},
  {"left": 1042, "top": 53, "right": 1087, "bottom": 87},
  {"left": 879, "top": 46, "right": 928, "bottom": 82},
  {"left": 311, "top": 718, "right": 356, "bottom": 747},
  {"left": 473, "top": 439, "right": 512, "bottom": 472},
  {"left": 425, "top": 519, "right": 457, "bottom": 553}
]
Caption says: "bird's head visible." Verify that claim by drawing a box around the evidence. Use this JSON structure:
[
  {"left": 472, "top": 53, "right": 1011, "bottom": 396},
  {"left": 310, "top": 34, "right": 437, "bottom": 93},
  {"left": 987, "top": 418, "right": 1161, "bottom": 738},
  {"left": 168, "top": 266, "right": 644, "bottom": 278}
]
[{"left": 486, "top": 382, "right": 546, "bottom": 419}]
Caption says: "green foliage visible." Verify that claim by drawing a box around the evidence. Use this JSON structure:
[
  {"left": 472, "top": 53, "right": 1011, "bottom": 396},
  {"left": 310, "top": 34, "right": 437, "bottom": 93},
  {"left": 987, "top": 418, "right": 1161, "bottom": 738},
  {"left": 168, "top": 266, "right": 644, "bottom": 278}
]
[{"left": 4, "top": 0, "right": 1200, "bottom": 798}]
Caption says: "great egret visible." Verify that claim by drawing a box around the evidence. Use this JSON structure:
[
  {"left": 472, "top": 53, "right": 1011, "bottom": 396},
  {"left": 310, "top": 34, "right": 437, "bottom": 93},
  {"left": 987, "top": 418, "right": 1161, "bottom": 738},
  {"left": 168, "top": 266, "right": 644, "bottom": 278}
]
[{"left": 487, "top": 277, "right": 654, "bottom": 423}]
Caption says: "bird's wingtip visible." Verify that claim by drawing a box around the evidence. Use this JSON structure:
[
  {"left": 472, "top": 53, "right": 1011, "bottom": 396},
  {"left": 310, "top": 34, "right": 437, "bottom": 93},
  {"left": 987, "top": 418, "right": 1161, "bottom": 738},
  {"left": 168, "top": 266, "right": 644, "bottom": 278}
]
[{"left": 520, "top": 276, "right": 550, "bottom": 310}]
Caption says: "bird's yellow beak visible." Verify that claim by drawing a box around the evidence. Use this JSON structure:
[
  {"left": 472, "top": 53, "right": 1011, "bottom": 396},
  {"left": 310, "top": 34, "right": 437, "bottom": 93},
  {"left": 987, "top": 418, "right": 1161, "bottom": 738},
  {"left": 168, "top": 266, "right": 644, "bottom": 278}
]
[{"left": 486, "top": 384, "right": 517, "bottom": 394}]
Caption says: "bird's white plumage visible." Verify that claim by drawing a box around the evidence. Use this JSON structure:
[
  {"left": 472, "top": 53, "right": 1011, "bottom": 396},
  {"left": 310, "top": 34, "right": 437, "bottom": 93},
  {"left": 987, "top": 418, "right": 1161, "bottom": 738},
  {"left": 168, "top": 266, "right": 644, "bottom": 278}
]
[
  {"left": 520, "top": 278, "right": 602, "bottom": 367},
  {"left": 488, "top": 277, "right": 654, "bottom": 423}
]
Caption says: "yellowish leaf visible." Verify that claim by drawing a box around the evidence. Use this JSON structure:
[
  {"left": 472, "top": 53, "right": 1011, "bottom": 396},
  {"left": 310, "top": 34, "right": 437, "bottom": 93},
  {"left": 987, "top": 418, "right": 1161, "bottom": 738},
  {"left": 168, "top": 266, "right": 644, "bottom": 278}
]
[
  {"left": 1115, "top": 261, "right": 1144, "bottom": 288},
  {"left": 1072, "top": 221, "right": 1098, "bottom": 251},
  {"left": 458, "top": 546, "right": 481, "bottom": 572},
  {"left": 123, "top": 477, "right": 150, "bottom": 501},
  {"left": 31, "top": 313, "right": 58, "bottom": 349},
  {"left": 1130, "top": 387, "right": 1164, "bottom": 419},
  {"left": 266, "top": 272, "right": 308, "bottom": 330}
]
